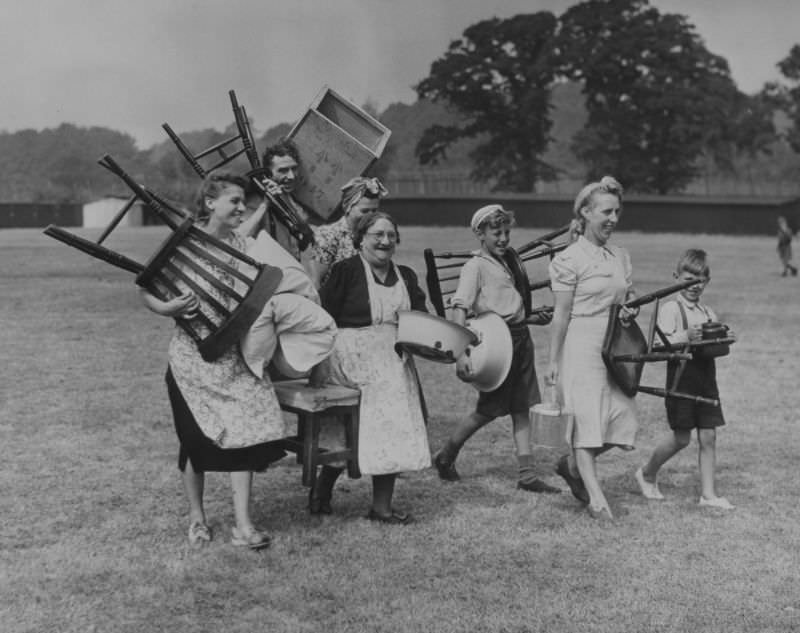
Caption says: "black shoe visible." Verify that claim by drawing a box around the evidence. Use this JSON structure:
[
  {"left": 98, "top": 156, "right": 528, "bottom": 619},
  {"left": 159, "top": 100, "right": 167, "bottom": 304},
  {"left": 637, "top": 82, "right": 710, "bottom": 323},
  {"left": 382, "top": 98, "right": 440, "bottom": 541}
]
[
  {"left": 555, "top": 455, "right": 590, "bottom": 504},
  {"left": 433, "top": 451, "right": 460, "bottom": 482},
  {"left": 308, "top": 488, "right": 332, "bottom": 515},
  {"left": 517, "top": 478, "right": 561, "bottom": 494}
]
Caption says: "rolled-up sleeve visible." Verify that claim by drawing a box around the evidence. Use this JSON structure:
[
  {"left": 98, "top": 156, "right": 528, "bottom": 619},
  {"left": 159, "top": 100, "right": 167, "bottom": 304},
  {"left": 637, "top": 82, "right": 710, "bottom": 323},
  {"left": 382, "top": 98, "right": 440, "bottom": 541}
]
[{"left": 450, "top": 258, "right": 480, "bottom": 311}]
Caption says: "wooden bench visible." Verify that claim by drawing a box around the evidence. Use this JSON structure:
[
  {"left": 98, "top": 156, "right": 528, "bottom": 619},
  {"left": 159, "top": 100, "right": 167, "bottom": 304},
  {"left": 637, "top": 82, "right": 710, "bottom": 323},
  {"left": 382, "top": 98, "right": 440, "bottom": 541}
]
[{"left": 273, "top": 380, "right": 361, "bottom": 487}]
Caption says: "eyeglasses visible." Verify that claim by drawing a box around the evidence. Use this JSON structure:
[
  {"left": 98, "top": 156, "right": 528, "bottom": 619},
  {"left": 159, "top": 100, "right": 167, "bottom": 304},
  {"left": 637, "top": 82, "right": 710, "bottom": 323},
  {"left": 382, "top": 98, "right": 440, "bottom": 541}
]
[{"left": 365, "top": 230, "right": 398, "bottom": 242}]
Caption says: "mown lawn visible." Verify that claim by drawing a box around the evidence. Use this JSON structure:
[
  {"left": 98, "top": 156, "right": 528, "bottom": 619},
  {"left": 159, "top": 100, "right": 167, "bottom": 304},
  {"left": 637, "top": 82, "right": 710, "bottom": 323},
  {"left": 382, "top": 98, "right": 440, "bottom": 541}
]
[{"left": 1, "top": 225, "right": 798, "bottom": 633}]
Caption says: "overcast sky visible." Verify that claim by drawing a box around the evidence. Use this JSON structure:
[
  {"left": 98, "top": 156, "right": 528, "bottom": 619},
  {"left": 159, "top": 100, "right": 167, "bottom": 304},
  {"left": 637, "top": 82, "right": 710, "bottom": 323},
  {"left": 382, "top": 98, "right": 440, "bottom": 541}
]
[{"left": 3, "top": 0, "right": 798, "bottom": 148}]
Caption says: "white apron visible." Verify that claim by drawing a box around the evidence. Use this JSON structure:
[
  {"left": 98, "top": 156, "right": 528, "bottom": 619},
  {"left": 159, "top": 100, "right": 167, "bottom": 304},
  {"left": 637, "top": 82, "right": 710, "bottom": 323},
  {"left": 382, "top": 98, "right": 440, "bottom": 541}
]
[{"left": 323, "top": 257, "right": 430, "bottom": 475}]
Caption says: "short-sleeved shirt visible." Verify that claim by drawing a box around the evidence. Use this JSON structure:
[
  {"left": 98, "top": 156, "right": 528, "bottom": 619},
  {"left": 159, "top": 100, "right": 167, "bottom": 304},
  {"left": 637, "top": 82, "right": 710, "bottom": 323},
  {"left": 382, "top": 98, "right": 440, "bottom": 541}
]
[
  {"left": 657, "top": 294, "right": 718, "bottom": 345},
  {"left": 450, "top": 251, "right": 525, "bottom": 324},
  {"left": 308, "top": 217, "right": 357, "bottom": 286},
  {"left": 548, "top": 236, "right": 632, "bottom": 317}
]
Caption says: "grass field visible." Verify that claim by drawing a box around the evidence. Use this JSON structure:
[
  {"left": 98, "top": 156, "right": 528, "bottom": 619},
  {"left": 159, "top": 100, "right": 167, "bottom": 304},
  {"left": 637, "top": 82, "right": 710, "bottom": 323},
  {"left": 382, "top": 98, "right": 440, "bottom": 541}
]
[{"left": 1, "top": 225, "right": 798, "bottom": 633}]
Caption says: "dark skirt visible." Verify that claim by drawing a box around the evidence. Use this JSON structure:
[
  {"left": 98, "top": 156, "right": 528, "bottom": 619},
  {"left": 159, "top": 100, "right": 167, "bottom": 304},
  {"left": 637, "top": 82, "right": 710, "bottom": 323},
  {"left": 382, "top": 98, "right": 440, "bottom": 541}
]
[{"left": 166, "top": 368, "right": 286, "bottom": 473}]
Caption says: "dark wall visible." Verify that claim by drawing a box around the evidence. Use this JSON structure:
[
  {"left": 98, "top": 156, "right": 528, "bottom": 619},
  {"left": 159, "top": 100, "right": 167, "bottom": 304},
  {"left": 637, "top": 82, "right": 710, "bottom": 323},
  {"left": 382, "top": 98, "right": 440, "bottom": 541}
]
[
  {"left": 3, "top": 196, "right": 800, "bottom": 235},
  {"left": 0, "top": 203, "right": 82, "bottom": 229},
  {"left": 382, "top": 195, "right": 800, "bottom": 236}
]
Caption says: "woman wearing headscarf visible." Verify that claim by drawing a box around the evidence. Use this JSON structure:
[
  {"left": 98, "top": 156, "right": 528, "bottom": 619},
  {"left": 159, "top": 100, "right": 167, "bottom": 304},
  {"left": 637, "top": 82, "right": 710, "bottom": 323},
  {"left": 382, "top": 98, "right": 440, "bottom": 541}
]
[{"left": 306, "top": 176, "right": 388, "bottom": 288}]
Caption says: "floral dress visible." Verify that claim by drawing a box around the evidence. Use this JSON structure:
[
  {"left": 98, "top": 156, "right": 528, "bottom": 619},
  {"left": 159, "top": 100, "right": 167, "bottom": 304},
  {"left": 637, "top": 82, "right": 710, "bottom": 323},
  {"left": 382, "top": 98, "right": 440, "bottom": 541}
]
[
  {"left": 308, "top": 217, "right": 357, "bottom": 287},
  {"left": 166, "top": 231, "right": 291, "bottom": 449}
]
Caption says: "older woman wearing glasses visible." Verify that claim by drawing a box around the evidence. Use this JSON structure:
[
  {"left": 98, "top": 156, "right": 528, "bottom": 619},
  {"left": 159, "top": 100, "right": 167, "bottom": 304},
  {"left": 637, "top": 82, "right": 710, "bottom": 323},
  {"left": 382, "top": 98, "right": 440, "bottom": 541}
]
[{"left": 309, "top": 212, "right": 430, "bottom": 524}]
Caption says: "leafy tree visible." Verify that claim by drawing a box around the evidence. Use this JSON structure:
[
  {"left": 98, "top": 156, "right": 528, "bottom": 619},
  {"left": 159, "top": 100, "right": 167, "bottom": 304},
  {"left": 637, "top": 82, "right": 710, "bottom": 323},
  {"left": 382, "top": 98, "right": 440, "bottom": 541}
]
[
  {"left": 706, "top": 91, "right": 777, "bottom": 174},
  {"left": 415, "top": 12, "right": 559, "bottom": 192},
  {"left": 772, "top": 44, "right": 800, "bottom": 153},
  {"left": 555, "top": 0, "right": 738, "bottom": 194}
]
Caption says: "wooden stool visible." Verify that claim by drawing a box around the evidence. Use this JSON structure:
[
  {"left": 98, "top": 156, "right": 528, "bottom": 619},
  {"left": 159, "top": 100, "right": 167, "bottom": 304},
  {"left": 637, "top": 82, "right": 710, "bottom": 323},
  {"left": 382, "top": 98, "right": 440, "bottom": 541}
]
[{"left": 274, "top": 380, "right": 361, "bottom": 487}]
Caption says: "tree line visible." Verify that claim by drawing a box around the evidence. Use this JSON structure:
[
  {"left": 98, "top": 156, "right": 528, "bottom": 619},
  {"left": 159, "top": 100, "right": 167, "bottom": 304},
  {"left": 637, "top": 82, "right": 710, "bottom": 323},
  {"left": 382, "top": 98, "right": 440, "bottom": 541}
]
[
  {"left": 414, "top": 0, "right": 800, "bottom": 194},
  {"left": 5, "top": 0, "right": 800, "bottom": 203}
]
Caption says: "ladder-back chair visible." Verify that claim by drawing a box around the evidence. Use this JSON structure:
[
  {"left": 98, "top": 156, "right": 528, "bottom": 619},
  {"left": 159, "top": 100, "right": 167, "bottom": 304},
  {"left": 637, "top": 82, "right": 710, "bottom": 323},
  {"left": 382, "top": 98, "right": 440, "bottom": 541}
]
[
  {"left": 163, "top": 90, "right": 314, "bottom": 252},
  {"left": 44, "top": 154, "right": 284, "bottom": 363},
  {"left": 423, "top": 223, "right": 572, "bottom": 322},
  {"left": 602, "top": 279, "right": 736, "bottom": 404}
]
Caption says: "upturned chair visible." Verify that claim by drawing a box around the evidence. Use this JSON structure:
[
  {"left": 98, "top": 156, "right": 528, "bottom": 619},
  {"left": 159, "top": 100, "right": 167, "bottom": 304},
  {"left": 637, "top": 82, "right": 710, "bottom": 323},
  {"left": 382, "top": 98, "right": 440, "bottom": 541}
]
[
  {"left": 163, "top": 90, "right": 314, "bottom": 251},
  {"left": 44, "top": 154, "right": 283, "bottom": 362},
  {"left": 601, "top": 279, "right": 736, "bottom": 404}
]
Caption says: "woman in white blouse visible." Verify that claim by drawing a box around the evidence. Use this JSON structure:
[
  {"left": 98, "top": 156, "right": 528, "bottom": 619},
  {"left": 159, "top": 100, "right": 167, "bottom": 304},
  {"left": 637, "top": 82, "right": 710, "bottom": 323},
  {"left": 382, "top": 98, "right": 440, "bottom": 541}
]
[{"left": 546, "top": 176, "right": 639, "bottom": 521}]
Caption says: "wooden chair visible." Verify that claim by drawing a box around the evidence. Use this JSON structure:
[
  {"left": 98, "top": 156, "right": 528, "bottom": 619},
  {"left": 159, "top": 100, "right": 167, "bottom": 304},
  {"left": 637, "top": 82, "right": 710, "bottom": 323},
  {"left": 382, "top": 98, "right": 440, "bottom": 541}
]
[
  {"left": 423, "top": 223, "right": 572, "bottom": 322},
  {"left": 274, "top": 380, "right": 361, "bottom": 487},
  {"left": 601, "top": 279, "right": 736, "bottom": 404},
  {"left": 163, "top": 90, "right": 314, "bottom": 251},
  {"left": 44, "top": 154, "right": 283, "bottom": 362}
]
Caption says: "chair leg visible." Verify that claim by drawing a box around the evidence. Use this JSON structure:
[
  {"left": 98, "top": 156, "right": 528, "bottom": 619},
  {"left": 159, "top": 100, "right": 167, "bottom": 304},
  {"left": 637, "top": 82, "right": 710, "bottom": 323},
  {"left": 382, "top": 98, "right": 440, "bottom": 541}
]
[
  {"left": 302, "top": 413, "right": 319, "bottom": 488},
  {"left": 345, "top": 408, "right": 361, "bottom": 479}
]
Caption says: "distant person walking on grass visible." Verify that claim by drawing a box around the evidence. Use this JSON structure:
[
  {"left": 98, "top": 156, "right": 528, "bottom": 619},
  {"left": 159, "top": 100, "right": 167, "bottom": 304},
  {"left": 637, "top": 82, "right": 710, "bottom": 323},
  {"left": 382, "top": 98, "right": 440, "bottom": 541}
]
[
  {"left": 635, "top": 249, "right": 735, "bottom": 510},
  {"left": 433, "top": 204, "right": 560, "bottom": 494},
  {"left": 777, "top": 216, "right": 797, "bottom": 277},
  {"left": 547, "top": 177, "right": 640, "bottom": 522}
]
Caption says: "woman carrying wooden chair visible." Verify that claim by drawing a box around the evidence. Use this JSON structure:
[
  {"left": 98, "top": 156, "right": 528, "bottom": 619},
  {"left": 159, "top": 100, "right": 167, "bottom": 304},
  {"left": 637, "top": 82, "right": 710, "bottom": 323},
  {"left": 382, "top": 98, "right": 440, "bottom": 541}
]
[
  {"left": 546, "top": 176, "right": 640, "bottom": 522},
  {"left": 140, "top": 172, "right": 293, "bottom": 550}
]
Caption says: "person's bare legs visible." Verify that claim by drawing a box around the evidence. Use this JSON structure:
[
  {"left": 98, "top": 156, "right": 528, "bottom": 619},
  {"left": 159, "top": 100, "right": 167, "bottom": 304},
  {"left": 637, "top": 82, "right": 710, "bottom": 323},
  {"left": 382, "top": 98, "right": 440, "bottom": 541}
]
[
  {"left": 511, "top": 410, "right": 532, "bottom": 456},
  {"left": 642, "top": 430, "right": 692, "bottom": 481},
  {"left": 698, "top": 428, "right": 718, "bottom": 500},
  {"left": 182, "top": 458, "right": 206, "bottom": 526},
  {"left": 230, "top": 471, "right": 256, "bottom": 532},
  {"left": 230, "top": 471, "right": 271, "bottom": 547},
  {"left": 574, "top": 447, "right": 612, "bottom": 516}
]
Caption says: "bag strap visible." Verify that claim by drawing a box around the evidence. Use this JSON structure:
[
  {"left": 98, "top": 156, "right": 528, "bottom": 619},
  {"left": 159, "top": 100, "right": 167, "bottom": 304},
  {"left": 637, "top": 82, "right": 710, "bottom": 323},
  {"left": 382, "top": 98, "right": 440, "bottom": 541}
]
[{"left": 677, "top": 301, "right": 689, "bottom": 331}]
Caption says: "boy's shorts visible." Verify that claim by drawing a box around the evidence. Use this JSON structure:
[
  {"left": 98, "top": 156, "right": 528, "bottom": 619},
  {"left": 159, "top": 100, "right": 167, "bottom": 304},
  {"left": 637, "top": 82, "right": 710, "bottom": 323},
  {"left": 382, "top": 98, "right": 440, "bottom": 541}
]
[
  {"left": 666, "top": 398, "right": 725, "bottom": 431},
  {"left": 476, "top": 323, "right": 540, "bottom": 419}
]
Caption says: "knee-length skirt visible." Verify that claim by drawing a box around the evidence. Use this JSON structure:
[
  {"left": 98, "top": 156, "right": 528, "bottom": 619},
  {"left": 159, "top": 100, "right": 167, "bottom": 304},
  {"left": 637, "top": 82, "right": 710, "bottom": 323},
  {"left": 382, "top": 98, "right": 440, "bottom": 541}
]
[{"left": 560, "top": 314, "right": 638, "bottom": 449}]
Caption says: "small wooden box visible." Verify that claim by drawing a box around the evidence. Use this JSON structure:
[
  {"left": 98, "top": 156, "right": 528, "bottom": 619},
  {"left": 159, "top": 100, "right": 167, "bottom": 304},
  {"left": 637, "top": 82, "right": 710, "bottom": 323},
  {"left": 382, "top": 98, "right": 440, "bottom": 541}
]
[{"left": 287, "top": 86, "right": 391, "bottom": 219}]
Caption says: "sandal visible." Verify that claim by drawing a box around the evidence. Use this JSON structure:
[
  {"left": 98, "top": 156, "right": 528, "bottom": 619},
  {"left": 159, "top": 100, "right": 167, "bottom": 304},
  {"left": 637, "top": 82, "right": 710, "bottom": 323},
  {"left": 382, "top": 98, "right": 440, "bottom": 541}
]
[
  {"left": 187, "top": 521, "right": 212, "bottom": 546},
  {"left": 231, "top": 526, "right": 271, "bottom": 550},
  {"left": 366, "top": 509, "right": 414, "bottom": 525}
]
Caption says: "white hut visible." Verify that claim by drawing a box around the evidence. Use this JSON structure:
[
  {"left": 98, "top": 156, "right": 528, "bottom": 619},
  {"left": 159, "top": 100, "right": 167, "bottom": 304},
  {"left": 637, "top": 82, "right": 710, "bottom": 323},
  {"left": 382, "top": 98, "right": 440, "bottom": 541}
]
[{"left": 82, "top": 196, "right": 145, "bottom": 228}]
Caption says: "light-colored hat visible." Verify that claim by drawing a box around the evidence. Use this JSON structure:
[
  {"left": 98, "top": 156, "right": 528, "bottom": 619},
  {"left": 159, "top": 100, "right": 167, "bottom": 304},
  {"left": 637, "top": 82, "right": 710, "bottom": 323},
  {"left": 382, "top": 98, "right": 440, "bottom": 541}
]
[
  {"left": 459, "top": 312, "right": 513, "bottom": 392},
  {"left": 470, "top": 204, "right": 507, "bottom": 231}
]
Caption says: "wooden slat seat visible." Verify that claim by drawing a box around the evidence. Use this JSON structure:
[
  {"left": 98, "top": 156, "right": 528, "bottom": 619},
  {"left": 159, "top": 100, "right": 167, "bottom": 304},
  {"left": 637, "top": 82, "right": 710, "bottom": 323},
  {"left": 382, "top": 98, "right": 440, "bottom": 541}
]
[{"left": 274, "top": 380, "right": 361, "bottom": 487}]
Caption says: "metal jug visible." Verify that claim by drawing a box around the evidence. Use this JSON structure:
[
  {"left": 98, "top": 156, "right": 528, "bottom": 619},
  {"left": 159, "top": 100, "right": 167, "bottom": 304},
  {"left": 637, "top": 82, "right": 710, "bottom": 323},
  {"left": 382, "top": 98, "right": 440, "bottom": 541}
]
[{"left": 531, "top": 386, "right": 572, "bottom": 450}]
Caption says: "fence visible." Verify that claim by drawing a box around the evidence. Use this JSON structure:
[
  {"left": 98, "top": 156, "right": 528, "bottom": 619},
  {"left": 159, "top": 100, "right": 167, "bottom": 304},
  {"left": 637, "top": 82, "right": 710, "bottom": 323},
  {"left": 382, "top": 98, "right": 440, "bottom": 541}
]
[
  {"left": 3, "top": 194, "right": 799, "bottom": 236},
  {"left": 0, "top": 203, "right": 82, "bottom": 229}
]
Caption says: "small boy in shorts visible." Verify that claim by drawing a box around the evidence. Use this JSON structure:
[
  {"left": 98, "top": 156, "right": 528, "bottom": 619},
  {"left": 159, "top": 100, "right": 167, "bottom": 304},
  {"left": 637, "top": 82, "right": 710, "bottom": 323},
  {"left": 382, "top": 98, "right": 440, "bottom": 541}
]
[
  {"left": 432, "top": 204, "right": 559, "bottom": 493},
  {"left": 635, "top": 249, "right": 735, "bottom": 509}
]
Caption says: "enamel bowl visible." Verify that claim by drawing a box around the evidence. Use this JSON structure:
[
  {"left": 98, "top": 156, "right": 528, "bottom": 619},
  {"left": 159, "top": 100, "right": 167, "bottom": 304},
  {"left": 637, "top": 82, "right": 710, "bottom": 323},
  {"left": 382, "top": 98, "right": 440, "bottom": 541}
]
[
  {"left": 395, "top": 310, "right": 478, "bottom": 363},
  {"left": 460, "top": 312, "right": 513, "bottom": 392}
]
